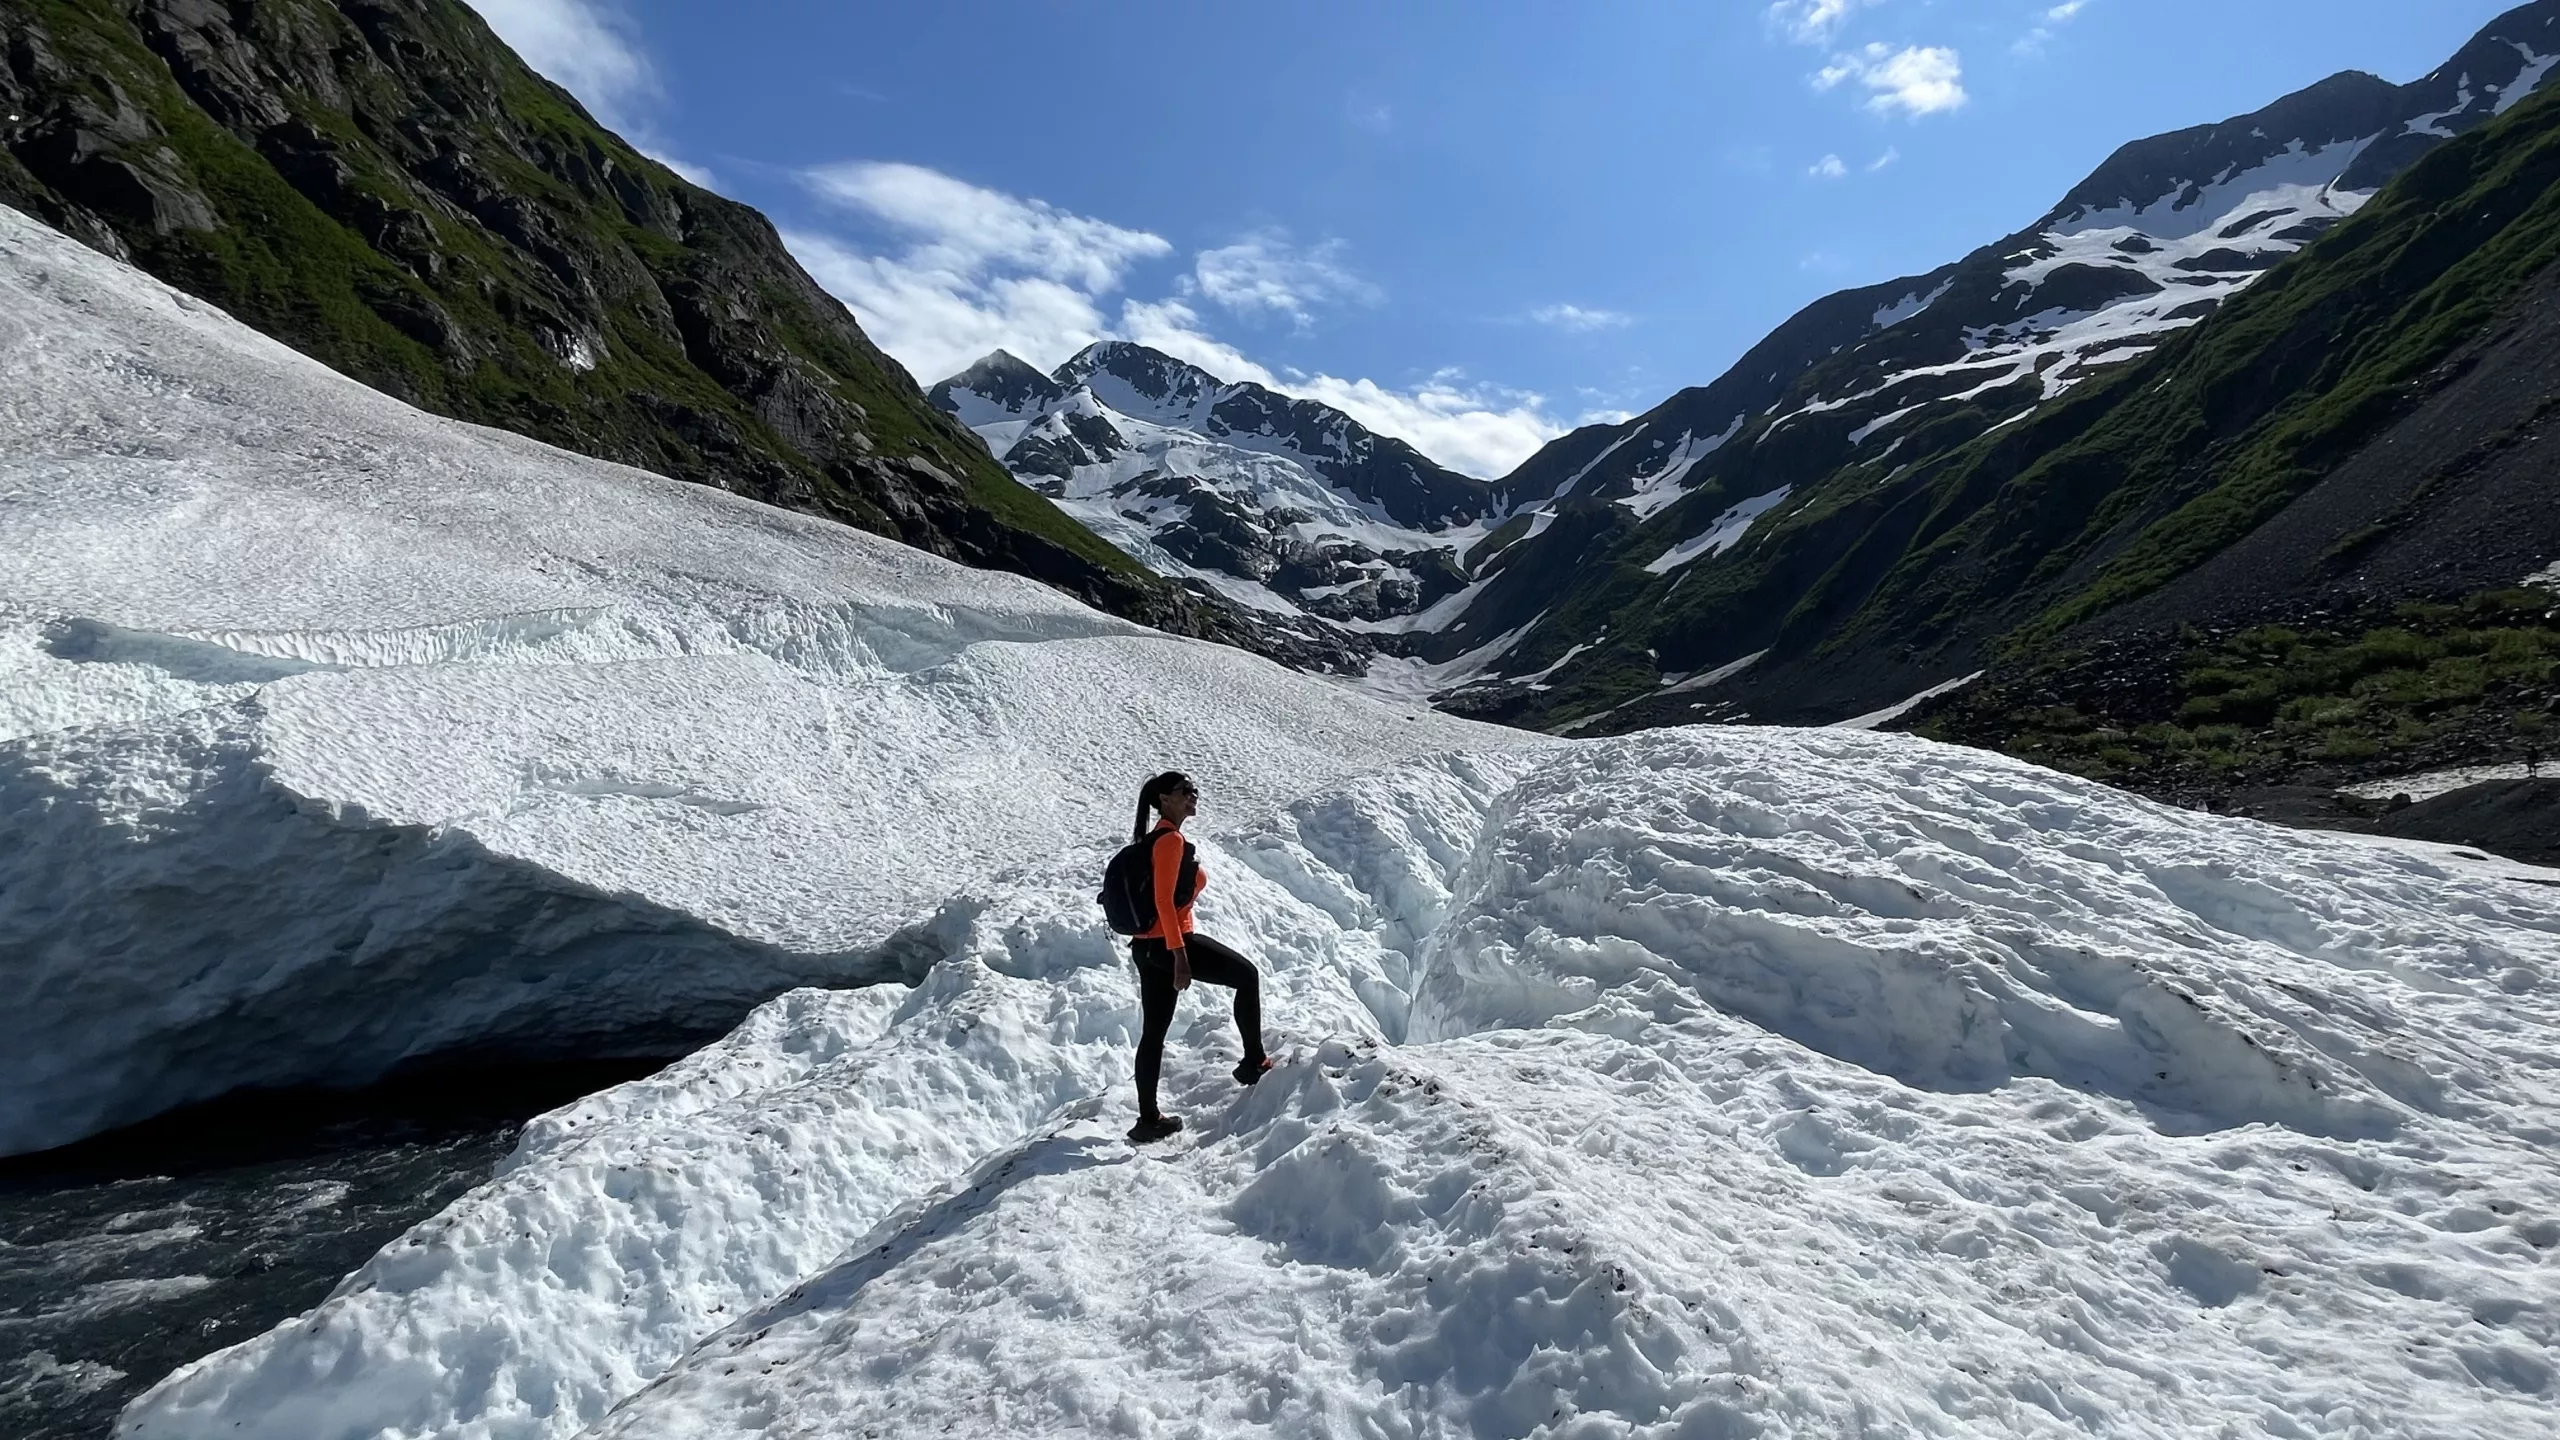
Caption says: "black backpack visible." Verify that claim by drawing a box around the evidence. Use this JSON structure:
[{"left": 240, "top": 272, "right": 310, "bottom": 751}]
[{"left": 1099, "top": 832, "right": 1199, "bottom": 936}]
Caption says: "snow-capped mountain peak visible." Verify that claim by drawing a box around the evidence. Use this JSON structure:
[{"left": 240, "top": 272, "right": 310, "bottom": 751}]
[
  {"left": 931, "top": 344, "right": 1503, "bottom": 637},
  {"left": 1051, "top": 339, "right": 1228, "bottom": 423},
  {"left": 924, "top": 348, "right": 1063, "bottom": 428}
]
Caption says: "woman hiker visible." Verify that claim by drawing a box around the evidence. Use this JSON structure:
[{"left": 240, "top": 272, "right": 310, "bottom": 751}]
[{"left": 1127, "top": 770, "right": 1271, "bottom": 1142}]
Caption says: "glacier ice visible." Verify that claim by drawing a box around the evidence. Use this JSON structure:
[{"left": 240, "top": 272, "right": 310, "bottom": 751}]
[
  {"left": 0, "top": 203, "right": 1528, "bottom": 1157},
  {"left": 128, "top": 736, "right": 2560, "bottom": 1439}
]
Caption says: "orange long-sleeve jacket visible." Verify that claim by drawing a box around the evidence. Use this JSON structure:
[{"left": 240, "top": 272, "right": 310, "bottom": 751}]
[{"left": 1137, "top": 821, "right": 1204, "bottom": 946}]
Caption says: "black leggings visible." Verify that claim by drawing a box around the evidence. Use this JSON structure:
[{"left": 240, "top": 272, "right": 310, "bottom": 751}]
[{"left": 1131, "top": 932, "right": 1265, "bottom": 1117}]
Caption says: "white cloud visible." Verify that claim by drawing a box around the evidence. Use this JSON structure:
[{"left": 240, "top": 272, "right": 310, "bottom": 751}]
[
  {"left": 787, "top": 165, "right": 1573, "bottom": 476},
  {"left": 1869, "top": 146, "right": 1902, "bottom": 171},
  {"left": 1191, "top": 231, "right": 1381, "bottom": 327},
  {"left": 787, "top": 230, "right": 1118, "bottom": 387},
  {"left": 1120, "top": 300, "right": 1571, "bottom": 478},
  {"left": 1816, "top": 43, "right": 1967, "bottom": 117},
  {"left": 465, "top": 0, "right": 655, "bottom": 126},
  {"left": 1808, "top": 153, "right": 1849, "bottom": 179},
  {"left": 1529, "top": 304, "right": 1635, "bottom": 333},
  {"left": 787, "top": 163, "right": 1173, "bottom": 382},
  {"left": 806, "top": 162, "right": 1172, "bottom": 294},
  {"left": 1768, "top": 0, "right": 1884, "bottom": 45},
  {"left": 1290, "top": 373, "right": 1572, "bottom": 480},
  {"left": 2014, "top": 1, "right": 2090, "bottom": 58},
  {"left": 1116, "top": 298, "right": 1275, "bottom": 387}
]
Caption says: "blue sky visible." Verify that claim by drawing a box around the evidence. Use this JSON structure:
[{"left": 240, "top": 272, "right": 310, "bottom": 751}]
[{"left": 470, "top": 0, "right": 2523, "bottom": 475}]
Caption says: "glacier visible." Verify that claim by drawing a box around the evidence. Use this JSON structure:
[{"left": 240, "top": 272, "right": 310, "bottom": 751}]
[
  {"left": 0, "top": 202, "right": 1526, "bottom": 1160},
  {"left": 3, "top": 203, "right": 2557, "bottom": 1438}
]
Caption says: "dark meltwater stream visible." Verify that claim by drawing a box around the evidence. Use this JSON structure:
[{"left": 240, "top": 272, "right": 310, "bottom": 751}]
[{"left": 0, "top": 1061, "right": 668, "bottom": 1439}]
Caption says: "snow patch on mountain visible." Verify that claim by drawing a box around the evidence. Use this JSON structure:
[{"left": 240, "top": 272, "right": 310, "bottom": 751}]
[
  {"left": 1848, "top": 403, "right": 1925, "bottom": 446},
  {"left": 1644, "top": 486, "right": 1794, "bottom": 574},
  {"left": 1349, "top": 621, "right": 1537, "bottom": 709},
  {"left": 2495, "top": 43, "right": 2559, "bottom": 114},
  {"left": 1545, "top": 421, "right": 1649, "bottom": 501},
  {"left": 1838, "top": 671, "right": 1989, "bottom": 731},
  {"left": 1871, "top": 278, "right": 1954, "bottom": 329},
  {"left": 1833, "top": 158, "right": 2373, "bottom": 420},
  {"left": 2052, "top": 137, "right": 2376, "bottom": 239},
  {"left": 2407, "top": 79, "right": 2479, "bottom": 138},
  {"left": 1618, "top": 417, "right": 1744, "bottom": 520}
]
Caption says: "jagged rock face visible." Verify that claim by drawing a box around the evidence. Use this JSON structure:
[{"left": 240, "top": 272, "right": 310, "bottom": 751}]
[
  {"left": 1054, "top": 342, "right": 1495, "bottom": 527},
  {"left": 928, "top": 349, "right": 1064, "bottom": 424},
  {"left": 934, "top": 342, "right": 1499, "bottom": 629},
  {"left": 0, "top": 0, "right": 1349, "bottom": 671}
]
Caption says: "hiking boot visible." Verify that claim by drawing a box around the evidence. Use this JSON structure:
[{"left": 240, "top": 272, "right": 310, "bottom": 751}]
[
  {"left": 1127, "top": 1113, "right": 1183, "bottom": 1143},
  {"left": 1233, "top": 1056, "right": 1273, "bottom": 1086}
]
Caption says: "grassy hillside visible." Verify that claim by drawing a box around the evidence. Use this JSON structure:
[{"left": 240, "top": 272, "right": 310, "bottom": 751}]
[
  {"left": 1868, "top": 82, "right": 2560, "bottom": 657},
  {"left": 1915, "top": 589, "right": 2560, "bottom": 793}
]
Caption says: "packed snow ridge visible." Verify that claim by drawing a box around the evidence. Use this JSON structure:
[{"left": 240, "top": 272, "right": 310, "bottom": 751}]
[{"left": 5, "top": 206, "right": 2558, "bottom": 1438}]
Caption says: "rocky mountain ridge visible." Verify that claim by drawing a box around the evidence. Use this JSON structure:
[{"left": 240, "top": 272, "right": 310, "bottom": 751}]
[
  {"left": 931, "top": 341, "right": 1505, "bottom": 636},
  {"left": 1448, "top": 0, "right": 2560, "bottom": 704}
]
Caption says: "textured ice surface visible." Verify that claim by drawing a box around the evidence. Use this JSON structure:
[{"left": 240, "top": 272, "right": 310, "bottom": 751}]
[
  {"left": 7, "top": 205, "right": 2559, "bottom": 1439},
  {"left": 126, "top": 731, "right": 2560, "bottom": 1440}
]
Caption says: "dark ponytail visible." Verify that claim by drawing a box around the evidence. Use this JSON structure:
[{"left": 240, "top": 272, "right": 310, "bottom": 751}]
[{"left": 1133, "top": 770, "right": 1190, "bottom": 844}]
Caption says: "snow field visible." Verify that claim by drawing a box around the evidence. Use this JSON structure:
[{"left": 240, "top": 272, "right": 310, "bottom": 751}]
[
  {"left": 118, "top": 752, "right": 1535, "bottom": 1438},
  {"left": 1408, "top": 731, "right": 2560, "bottom": 1135},
  {"left": 127, "top": 733, "right": 2560, "bottom": 1439},
  {"left": 0, "top": 201, "right": 1528, "bottom": 1155},
  {"left": 592, "top": 1019, "right": 2560, "bottom": 1438}
]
